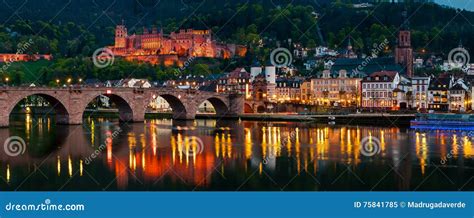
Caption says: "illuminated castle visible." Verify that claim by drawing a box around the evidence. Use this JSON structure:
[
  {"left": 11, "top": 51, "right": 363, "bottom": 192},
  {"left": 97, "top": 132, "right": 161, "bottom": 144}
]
[{"left": 109, "top": 23, "right": 246, "bottom": 66}]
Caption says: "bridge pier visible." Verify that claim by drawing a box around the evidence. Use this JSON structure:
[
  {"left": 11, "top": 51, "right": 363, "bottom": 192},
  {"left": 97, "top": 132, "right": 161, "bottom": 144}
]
[
  {"left": 228, "top": 94, "right": 244, "bottom": 116},
  {"left": 0, "top": 115, "right": 8, "bottom": 128},
  {"left": 131, "top": 110, "right": 145, "bottom": 123},
  {"left": 68, "top": 114, "right": 84, "bottom": 125}
]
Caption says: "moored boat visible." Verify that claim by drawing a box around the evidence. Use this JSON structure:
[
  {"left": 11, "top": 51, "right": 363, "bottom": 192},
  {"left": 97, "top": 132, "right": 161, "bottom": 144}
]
[{"left": 410, "top": 113, "right": 474, "bottom": 130}]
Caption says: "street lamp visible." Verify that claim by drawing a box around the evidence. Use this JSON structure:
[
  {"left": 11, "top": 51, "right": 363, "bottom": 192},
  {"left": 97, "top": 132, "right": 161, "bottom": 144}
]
[
  {"left": 56, "top": 79, "right": 60, "bottom": 87},
  {"left": 5, "top": 77, "right": 9, "bottom": 85}
]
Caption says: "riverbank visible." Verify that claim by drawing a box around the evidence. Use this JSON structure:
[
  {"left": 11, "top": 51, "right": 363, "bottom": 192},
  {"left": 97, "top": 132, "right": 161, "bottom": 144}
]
[
  {"left": 196, "top": 113, "right": 416, "bottom": 126},
  {"left": 14, "top": 111, "right": 416, "bottom": 126}
]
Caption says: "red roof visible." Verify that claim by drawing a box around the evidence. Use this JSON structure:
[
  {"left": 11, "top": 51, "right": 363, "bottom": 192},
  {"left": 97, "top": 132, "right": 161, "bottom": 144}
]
[
  {"left": 227, "top": 68, "right": 250, "bottom": 79},
  {"left": 369, "top": 71, "right": 398, "bottom": 78},
  {"left": 363, "top": 71, "right": 399, "bottom": 82}
]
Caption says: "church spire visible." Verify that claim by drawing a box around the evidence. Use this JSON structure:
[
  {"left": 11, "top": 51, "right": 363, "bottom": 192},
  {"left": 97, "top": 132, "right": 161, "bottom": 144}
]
[{"left": 401, "top": 6, "right": 410, "bottom": 30}]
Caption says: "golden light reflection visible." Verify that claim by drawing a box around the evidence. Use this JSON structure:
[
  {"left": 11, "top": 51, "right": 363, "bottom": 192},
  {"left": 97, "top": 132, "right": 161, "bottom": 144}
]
[
  {"left": 295, "top": 128, "right": 301, "bottom": 174},
  {"left": 415, "top": 133, "right": 428, "bottom": 175},
  {"left": 452, "top": 134, "right": 458, "bottom": 156},
  {"left": 380, "top": 130, "right": 386, "bottom": 155},
  {"left": 57, "top": 156, "right": 61, "bottom": 176},
  {"left": 25, "top": 114, "right": 31, "bottom": 140},
  {"left": 464, "top": 136, "right": 473, "bottom": 158},
  {"left": 244, "top": 128, "right": 252, "bottom": 159},
  {"left": 171, "top": 135, "right": 176, "bottom": 163},
  {"left": 80, "top": 160, "right": 83, "bottom": 176},
  {"left": 90, "top": 120, "right": 95, "bottom": 146},
  {"left": 347, "top": 129, "right": 352, "bottom": 160},
  {"left": 68, "top": 155, "right": 72, "bottom": 177},
  {"left": 226, "top": 134, "right": 232, "bottom": 159},
  {"left": 220, "top": 134, "right": 226, "bottom": 160},
  {"left": 6, "top": 164, "right": 10, "bottom": 183}
]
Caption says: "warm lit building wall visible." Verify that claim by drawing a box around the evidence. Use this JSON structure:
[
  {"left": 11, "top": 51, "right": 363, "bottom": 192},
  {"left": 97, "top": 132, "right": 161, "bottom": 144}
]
[
  {"left": 411, "top": 77, "right": 430, "bottom": 109},
  {"left": 311, "top": 70, "right": 361, "bottom": 106},
  {"left": 427, "top": 78, "right": 450, "bottom": 111},
  {"left": 110, "top": 25, "right": 244, "bottom": 62},
  {"left": 114, "top": 25, "right": 128, "bottom": 48},
  {"left": 275, "top": 79, "right": 302, "bottom": 103},
  {"left": 448, "top": 89, "right": 467, "bottom": 112},
  {"left": 0, "top": 54, "right": 53, "bottom": 63},
  {"left": 361, "top": 81, "right": 395, "bottom": 108},
  {"left": 300, "top": 80, "right": 313, "bottom": 104},
  {"left": 472, "top": 86, "right": 474, "bottom": 110},
  {"left": 217, "top": 68, "right": 251, "bottom": 95},
  {"left": 361, "top": 72, "right": 401, "bottom": 109}
]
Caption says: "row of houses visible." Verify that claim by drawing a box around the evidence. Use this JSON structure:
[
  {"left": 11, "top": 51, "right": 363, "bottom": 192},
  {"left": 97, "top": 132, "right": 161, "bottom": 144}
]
[
  {"left": 81, "top": 67, "right": 472, "bottom": 113},
  {"left": 216, "top": 67, "right": 473, "bottom": 112},
  {"left": 84, "top": 78, "right": 152, "bottom": 88}
]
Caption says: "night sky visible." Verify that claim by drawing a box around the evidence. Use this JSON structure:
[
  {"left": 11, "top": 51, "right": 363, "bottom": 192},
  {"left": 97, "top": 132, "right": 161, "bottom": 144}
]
[{"left": 435, "top": 0, "right": 474, "bottom": 11}]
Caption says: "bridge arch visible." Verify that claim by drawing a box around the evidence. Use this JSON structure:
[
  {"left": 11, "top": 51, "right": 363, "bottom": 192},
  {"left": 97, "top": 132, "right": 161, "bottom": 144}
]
[
  {"left": 202, "top": 97, "right": 229, "bottom": 116},
  {"left": 244, "top": 103, "right": 254, "bottom": 113},
  {"left": 7, "top": 93, "right": 70, "bottom": 125},
  {"left": 256, "top": 105, "right": 266, "bottom": 113},
  {"left": 207, "top": 97, "right": 229, "bottom": 116},
  {"left": 81, "top": 92, "right": 135, "bottom": 122},
  {"left": 155, "top": 94, "right": 188, "bottom": 119}
]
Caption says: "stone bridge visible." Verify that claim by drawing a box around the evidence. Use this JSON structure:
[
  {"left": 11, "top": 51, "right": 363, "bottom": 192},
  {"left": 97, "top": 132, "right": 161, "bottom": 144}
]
[{"left": 0, "top": 87, "right": 244, "bottom": 127}]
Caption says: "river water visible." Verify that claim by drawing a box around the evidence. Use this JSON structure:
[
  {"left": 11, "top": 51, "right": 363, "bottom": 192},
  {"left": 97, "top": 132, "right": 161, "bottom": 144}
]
[{"left": 0, "top": 115, "right": 473, "bottom": 191}]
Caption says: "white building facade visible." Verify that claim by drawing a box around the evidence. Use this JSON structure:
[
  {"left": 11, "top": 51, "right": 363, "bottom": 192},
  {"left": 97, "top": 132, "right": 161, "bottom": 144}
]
[
  {"left": 361, "top": 71, "right": 401, "bottom": 109},
  {"left": 411, "top": 76, "right": 430, "bottom": 110}
]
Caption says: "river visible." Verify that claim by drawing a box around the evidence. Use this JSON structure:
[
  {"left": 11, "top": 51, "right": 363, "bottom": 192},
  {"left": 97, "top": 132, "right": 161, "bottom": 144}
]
[{"left": 0, "top": 115, "right": 473, "bottom": 191}]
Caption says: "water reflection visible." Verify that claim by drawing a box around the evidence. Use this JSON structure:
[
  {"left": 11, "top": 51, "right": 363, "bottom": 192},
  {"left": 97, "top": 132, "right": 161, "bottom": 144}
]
[{"left": 0, "top": 115, "right": 473, "bottom": 191}]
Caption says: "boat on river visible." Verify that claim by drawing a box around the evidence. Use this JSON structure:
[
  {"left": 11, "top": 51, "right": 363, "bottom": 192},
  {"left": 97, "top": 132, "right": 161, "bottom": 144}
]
[{"left": 410, "top": 113, "right": 474, "bottom": 130}]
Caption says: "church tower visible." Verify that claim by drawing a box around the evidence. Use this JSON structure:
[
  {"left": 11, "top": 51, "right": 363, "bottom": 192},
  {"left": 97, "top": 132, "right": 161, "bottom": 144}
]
[
  {"left": 115, "top": 21, "right": 128, "bottom": 49},
  {"left": 395, "top": 10, "right": 414, "bottom": 77}
]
